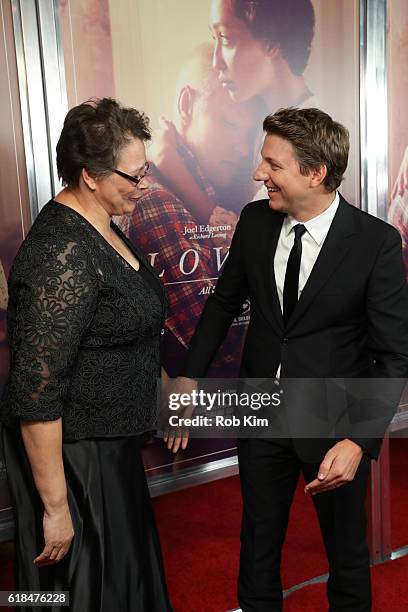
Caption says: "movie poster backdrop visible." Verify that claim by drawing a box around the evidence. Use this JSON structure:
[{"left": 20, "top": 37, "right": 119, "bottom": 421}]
[
  {"left": 388, "top": 0, "right": 408, "bottom": 281},
  {"left": 387, "top": 0, "right": 408, "bottom": 418},
  {"left": 59, "top": 0, "right": 360, "bottom": 475},
  {"left": 0, "top": 0, "right": 33, "bottom": 523}
]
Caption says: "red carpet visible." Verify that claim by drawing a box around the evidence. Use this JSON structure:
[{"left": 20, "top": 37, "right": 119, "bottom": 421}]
[
  {"left": 0, "top": 440, "right": 407, "bottom": 611},
  {"left": 391, "top": 438, "right": 408, "bottom": 549},
  {"left": 284, "top": 555, "right": 408, "bottom": 611},
  {"left": 153, "top": 473, "right": 325, "bottom": 611},
  {"left": 153, "top": 438, "right": 408, "bottom": 611}
]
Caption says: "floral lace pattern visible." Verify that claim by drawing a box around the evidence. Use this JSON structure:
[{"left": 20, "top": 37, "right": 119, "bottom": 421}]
[{"left": 1, "top": 201, "right": 167, "bottom": 439}]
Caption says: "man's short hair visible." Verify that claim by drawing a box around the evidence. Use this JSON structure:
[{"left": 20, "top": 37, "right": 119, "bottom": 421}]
[
  {"left": 232, "top": 0, "right": 315, "bottom": 75},
  {"left": 263, "top": 107, "right": 350, "bottom": 192}
]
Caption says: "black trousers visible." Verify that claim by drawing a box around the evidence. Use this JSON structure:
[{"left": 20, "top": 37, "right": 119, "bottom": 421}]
[{"left": 237, "top": 438, "right": 371, "bottom": 612}]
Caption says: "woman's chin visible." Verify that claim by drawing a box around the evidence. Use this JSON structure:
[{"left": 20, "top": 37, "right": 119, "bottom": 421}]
[{"left": 120, "top": 198, "right": 139, "bottom": 215}]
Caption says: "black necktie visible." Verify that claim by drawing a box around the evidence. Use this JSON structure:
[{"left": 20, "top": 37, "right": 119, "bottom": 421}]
[{"left": 283, "top": 224, "right": 306, "bottom": 325}]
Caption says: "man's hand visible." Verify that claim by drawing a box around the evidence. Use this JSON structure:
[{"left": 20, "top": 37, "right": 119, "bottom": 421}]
[
  {"left": 304, "top": 439, "right": 364, "bottom": 495},
  {"left": 163, "top": 376, "right": 198, "bottom": 454},
  {"left": 34, "top": 502, "right": 74, "bottom": 566}
]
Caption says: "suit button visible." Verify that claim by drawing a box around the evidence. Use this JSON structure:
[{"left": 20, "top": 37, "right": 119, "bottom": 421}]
[
  {"left": 282, "top": 338, "right": 288, "bottom": 344},
  {"left": 161, "top": 328, "right": 165, "bottom": 336}
]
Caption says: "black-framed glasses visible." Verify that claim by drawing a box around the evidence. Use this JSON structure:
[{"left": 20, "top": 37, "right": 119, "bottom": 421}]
[{"left": 111, "top": 161, "right": 150, "bottom": 186}]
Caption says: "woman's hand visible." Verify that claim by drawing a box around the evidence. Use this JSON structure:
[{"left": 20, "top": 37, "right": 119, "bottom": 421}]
[
  {"left": 21, "top": 420, "right": 73, "bottom": 566},
  {"left": 150, "top": 117, "right": 179, "bottom": 169},
  {"left": 162, "top": 376, "right": 198, "bottom": 453},
  {"left": 34, "top": 502, "right": 74, "bottom": 566}
]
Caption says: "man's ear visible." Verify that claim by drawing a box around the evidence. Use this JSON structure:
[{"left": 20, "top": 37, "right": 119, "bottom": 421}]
[
  {"left": 82, "top": 167, "right": 97, "bottom": 191},
  {"left": 177, "top": 86, "right": 195, "bottom": 126},
  {"left": 309, "top": 164, "right": 328, "bottom": 188},
  {"left": 264, "top": 42, "right": 280, "bottom": 60}
]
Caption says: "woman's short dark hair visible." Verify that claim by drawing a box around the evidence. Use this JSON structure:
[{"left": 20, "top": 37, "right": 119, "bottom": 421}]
[
  {"left": 56, "top": 98, "right": 151, "bottom": 188},
  {"left": 232, "top": 0, "right": 315, "bottom": 75},
  {"left": 263, "top": 107, "right": 350, "bottom": 192}
]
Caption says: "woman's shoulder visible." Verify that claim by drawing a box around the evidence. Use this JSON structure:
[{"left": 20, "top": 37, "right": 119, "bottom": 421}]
[
  {"left": 23, "top": 200, "right": 88, "bottom": 238},
  {"left": 10, "top": 201, "right": 96, "bottom": 284},
  {"left": 30, "top": 200, "right": 91, "bottom": 235}
]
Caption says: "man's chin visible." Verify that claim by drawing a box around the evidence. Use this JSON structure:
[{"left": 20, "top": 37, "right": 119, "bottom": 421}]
[{"left": 268, "top": 198, "right": 287, "bottom": 213}]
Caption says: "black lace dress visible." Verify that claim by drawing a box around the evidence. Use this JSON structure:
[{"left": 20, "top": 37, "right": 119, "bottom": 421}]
[{"left": 1, "top": 201, "right": 172, "bottom": 611}]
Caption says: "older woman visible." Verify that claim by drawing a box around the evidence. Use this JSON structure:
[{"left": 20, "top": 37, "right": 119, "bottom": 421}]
[{"left": 1, "top": 98, "right": 172, "bottom": 611}]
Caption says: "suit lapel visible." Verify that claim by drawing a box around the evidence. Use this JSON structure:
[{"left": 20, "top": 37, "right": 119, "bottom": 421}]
[
  {"left": 285, "top": 197, "right": 356, "bottom": 331},
  {"left": 266, "top": 212, "right": 285, "bottom": 331}
]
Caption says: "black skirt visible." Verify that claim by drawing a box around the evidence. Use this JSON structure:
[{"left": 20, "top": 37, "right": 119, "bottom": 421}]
[{"left": 3, "top": 428, "right": 173, "bottom": 612}]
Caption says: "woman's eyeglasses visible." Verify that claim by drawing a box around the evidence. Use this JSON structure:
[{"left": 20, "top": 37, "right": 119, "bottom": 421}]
[{"left": 111, "top": 162, "right": 150, "bottom": 186}]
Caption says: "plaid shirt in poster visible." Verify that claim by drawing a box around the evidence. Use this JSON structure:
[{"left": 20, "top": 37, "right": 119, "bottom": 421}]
[{"left": 116, "top": 142, "right": 246, "bottom": 375}]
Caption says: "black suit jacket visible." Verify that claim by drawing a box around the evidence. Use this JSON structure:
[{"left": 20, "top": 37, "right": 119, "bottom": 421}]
[{"left": 182, "top": 196, "right": 408, "bottom": 460}]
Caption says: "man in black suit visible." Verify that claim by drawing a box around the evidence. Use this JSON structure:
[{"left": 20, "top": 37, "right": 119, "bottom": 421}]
[{"left": 165, "top": 107, "right": 408, "bottom": 611}]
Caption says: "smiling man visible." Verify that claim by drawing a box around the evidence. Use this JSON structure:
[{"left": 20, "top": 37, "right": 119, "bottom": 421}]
[{"left": 174, "top": 107, "right": 408, "bottom": 611}]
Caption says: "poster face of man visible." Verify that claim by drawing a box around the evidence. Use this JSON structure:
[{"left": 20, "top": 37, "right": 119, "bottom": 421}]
[
  {"left": 176, "top": 46, "right": 258, "bottom": 208},
  {"left": 187, "top": 89, "right": 249, "bottom": 191}
]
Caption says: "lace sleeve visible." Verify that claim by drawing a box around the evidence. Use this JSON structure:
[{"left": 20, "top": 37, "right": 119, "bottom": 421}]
[{"left": 6, "top": 238, "right": 99, "bottom": 421}]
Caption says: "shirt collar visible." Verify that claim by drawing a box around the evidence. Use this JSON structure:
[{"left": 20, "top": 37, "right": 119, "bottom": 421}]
[{"left": 284, "top": 192, "right": 340, "bottom": 246}]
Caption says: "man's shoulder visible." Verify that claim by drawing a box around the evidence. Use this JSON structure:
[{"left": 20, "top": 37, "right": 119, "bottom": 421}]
[
  {"left": 240, "top": 199, "right": 280, "bottom": 221},
  {"left": 341, "top": 195, "right": 401, "bottom": 241}
]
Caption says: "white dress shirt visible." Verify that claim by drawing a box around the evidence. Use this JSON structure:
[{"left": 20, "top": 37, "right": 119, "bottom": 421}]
[
  {"left": 274, "top": 192, "right": 339, "bottom": 377},
  {"left": 274, "top": 192, "right": 340, "bottom": 311}
]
